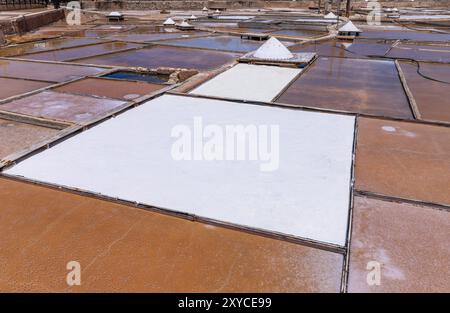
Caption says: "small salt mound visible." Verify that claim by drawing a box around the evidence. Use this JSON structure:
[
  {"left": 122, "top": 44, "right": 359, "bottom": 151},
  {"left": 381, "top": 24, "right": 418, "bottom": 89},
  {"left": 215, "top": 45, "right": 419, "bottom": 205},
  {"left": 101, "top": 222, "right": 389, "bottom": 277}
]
[
  {"left": 202, "top": 7, "right": 208, "bottom": 11},
  {"left": 108, "top": 12, "right": 122, "bottom": 17},
  {"left": 179, "top": 20, "right": 192, "bottom": 27},
  {"left": 324, "top": 12, "right": 337, "bottom": 19},
  {"left": 253, "top": 37, "right": 294, "bottom": 60},
  {"left": 190, "top": 15, "right": 197, "bottom": 19},
  {"left": 163, "top": 17, "right": 176, "bottom": 25},
  {"left": 341, "top": 42, "right": 352, "bottom": 49},
  {"left": 338, "top": 21, "right": 361, "bottom": 33}
]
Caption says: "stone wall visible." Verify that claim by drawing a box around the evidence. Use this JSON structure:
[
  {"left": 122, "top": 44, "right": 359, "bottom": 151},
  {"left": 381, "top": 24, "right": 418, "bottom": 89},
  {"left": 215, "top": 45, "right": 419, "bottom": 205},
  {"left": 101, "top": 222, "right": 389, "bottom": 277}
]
[{"left": 0, "top": 9, "right": 65, "bottom": 35}]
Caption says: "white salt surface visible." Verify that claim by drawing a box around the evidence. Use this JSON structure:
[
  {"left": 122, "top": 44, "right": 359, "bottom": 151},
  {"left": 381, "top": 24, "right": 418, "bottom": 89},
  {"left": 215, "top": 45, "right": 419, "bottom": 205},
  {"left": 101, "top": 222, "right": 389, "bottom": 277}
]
[
  {"left": 190, "top": 64, "right": 301, "bottom": 102},
  {"left": 5, "top": 94, "right": 355, "bottom": 246}
]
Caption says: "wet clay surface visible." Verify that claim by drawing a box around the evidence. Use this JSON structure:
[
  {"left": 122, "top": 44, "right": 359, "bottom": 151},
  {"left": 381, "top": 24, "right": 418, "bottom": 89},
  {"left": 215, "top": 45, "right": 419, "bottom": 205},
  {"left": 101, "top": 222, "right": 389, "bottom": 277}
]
[
  {"left": 348, "top": 196, "right": 450, "bottom": 292},
  {"left": 0, "top": 77, "right": 50, "bottom": 100},
  {"left": 74, "top": 45, "right": 240, "bottom": 70},
  {"left": 355, "top": 117, "right": 450, "bottom": 206},
  {"left": 0, "top": 91, "right": 126, "bottom": 124},
  {"left": 0, "top": 178, "right": 344, "bottom": 292},
  {"left": 0, "top": 38, "right": 105, "bottom": 57},
  {"left": 0, "top": 59, "right": 106, "bottom": 82},
  {"left": 399, "top": 61, "right": 450, "bottom": 123},
  {"left": 0, "top": 118, "right": 59, "bottom": 159},
  {"left": 276, "top": 57, "right": 412, "bottom": 118},
  {"left": 53, "top": 77, "right": 166, "bottom": 100},
  {"left": 20, "top": 42, "right": 144, "bottom": 62}
]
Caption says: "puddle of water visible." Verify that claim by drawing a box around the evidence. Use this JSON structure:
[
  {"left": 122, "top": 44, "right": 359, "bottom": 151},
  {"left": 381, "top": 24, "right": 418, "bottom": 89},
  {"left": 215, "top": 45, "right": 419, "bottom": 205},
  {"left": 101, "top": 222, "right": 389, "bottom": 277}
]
[
  {"left": 102, "top": 71, "right": 170, "bottom": 84},
  {"left": 276, "top": 57, "right": 412, "bottom": 119},
  {"left": 74, "top": 46, "right": 240, "bottom": 71}
]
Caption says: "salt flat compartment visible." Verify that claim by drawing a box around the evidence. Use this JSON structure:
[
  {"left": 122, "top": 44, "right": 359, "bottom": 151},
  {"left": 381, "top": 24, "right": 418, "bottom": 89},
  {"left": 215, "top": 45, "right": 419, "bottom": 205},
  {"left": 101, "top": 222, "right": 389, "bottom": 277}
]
[
  {"left": 399, "top": 61, "right": 450, "bottom": 123},
  {"left": 0, "top": 59, "right": 106, "bottom": 82},
  {"left": 5, "top": 94, "right": 355, "bottom": 246},
  {"left": 0, "top": 178, "right": 343, "bottom": 292},
  {"left": 269, "top": 29, "right": 325, "bottom": 37},
  {"left": 290, "top": 39, "right": 391, "bottom": 58},
  {"left": 0, "top": 91, "right": 126, "bottom": 124},
  {"left": 104, "top": 32, "right": 209, "bottom": 43},
  {"left": 161, "top": 35, "right": 265, "bottom": 52},
  {"left": 0, "top": 118, "right": 60, "bottom": 160},
  {"left": 0, "top": 37, "right": 105, "bottom": 57},
  {"left": 386, "top": 43, "right": 450, "bottom": 63},
  {"left": 190, "top": 63, "right": 301, "bottom": 102},
  {"left": 74, "top": 46, "right": 239, "bottom": 71},
  {"left": 20, "top": 42, "right": 144, "bottom": 62},
  {"left": 0, "top": 77, "right": 50, "bottom": 100},
  {"left": 360, "top": 30, "right": 450, "bottom": 42},
  {"left": 53, "top": 77, "right": 166, "bottom": 100},
  {"left": 276, "top": 57, "right": 412, "bottom": 118}
]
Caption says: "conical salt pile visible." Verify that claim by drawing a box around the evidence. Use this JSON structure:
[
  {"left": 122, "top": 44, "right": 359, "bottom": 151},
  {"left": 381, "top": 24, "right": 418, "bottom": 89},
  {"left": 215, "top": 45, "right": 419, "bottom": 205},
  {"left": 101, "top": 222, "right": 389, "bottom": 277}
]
[
  {"left": 179, "top": 20, "right": 192, "bottom": 27},
  {"left": 324, "top": 12, "right": 337, "bottom": 19},
  {"left": 338, "top": 21, "right": 361, "bottom": 33},
  {"left": 190, "top": 15, "right": 197, "bottom": 19},
  {"left": 163, "top": 17, "right": 176, "bottom": 25},
  {"left": 253, "top": 37, "right": 294, "bottom": 60},
  {"left": 202, "top": 6, "right": 208, "bottom": 11}
]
